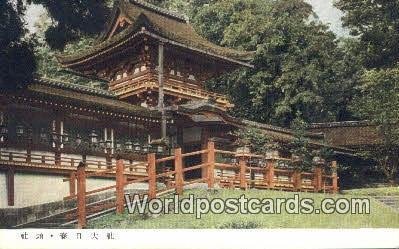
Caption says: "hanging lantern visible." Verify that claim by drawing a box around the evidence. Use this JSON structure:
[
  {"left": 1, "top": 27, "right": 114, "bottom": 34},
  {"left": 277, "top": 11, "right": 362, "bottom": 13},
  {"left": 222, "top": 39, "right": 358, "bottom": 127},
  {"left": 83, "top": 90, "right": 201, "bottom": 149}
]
[
  {"left": 51, "top": 131, "right": 60, "bottom": 143},
  {"left": 133, "top": 141, "right": 141, "bottom": 153},
  {"left": 156, "top": 144, "right": 164, "bottom": 154},
  {"left": 125, "top": 141, "right": 133, "bottom": 151},
  {"left": 0, "top": 124, "right": 8, "bottom": 142},
  {"left": 39, "top": 128, "right": 48, "bottom": 142},
  {"left": 89, "top": 130, "right": 99, "bottom": 144},
  {"left": 99, "top": 140, "right": 105, "bottom": 149},
  {"left": 116, "top": 143, "right": 122, "bottom": 152},
  {"left": 16, "top": 125, "right": 24, "bottom": 137},
  {"left": 76, "top": 134, "right": 82, "bottom": 146},
  {"left": 149, "top": 144, "right": 156, "bottom": 153},
  {"left": 62, "top": 132, "right": 69, "bottom": 144},
  {"left": 26, "top": 127, "right": 33, "bottom": 142},
  {"left": 105, "top": 140, "right": 112, "bottom": 149},
  {"left": 312, "top": 156, "right": 325, "bottom": 166},
  {"left": 142, "top": 144, "right": 150, "bottom": 153}
]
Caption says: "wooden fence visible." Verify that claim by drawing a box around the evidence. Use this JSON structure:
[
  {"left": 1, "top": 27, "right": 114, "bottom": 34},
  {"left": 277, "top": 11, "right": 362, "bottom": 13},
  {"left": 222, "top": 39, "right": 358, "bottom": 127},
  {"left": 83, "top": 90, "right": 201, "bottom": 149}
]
[{"left": 68, "top": 141, "right": 338, "bottom": 228}]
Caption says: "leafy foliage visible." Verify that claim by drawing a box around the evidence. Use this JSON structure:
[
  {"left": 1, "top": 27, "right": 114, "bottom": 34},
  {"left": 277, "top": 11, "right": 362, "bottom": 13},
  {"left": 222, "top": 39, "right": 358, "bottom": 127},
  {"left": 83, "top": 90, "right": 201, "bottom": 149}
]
[
  {"left": 335, "top": 0, "right": 399, "bottom": 69},
  {"left": 27, "top": 0, "right": 110, "bottom": 50},
  {"left": 233, "top": 127, "right": 281, "bottom": 155},
  {"left": 175, "top": 0, "right": 360, "bottom": 127},
  {"left": 350, "top": 67, "right": 399, "bottom": 183},
  {"left": 0, "top": 0, "right": 36, "bottom": 90},
  {"left": 35, "top": 36, "right": 106, "bottom": 88}
]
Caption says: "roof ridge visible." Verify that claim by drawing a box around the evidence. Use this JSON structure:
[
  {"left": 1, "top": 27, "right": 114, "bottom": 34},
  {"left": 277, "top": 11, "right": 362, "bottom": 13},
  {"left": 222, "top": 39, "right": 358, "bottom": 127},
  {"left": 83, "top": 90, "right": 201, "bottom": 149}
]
[
  {"left": 127, "top": 0, "right": 188, "bottom": 23},
  {"left": 309, "top": 121, "right": 370, "bottom": 128},
  {"left": 35, "top": 77, "right": 116, "bottom": 98}
]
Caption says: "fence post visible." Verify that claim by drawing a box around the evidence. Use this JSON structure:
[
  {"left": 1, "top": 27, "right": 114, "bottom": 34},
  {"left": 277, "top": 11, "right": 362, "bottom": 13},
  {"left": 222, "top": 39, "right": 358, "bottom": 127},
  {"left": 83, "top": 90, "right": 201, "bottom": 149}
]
[
  {"left": 26, "top": 147, "right": 32, "bottom": 163},
  {"left": 76, "top": 162, "right": 86, "bottom": 229},
  {"left": 332, "top": 161, "right": 338, "bottom": 194},
  {"left": 6, "top": 167, "right": 14, "bottom": 206},
  {"left": 69, "top": 172, "right": 76, "bottom": 196},
  {"left": 267, "top": 159, "right": 275, "bottom": 189},
  {"left": 148, "top": 153, "right": 157, "bottom": 199},
  {"left": 293, "top": 170, "right": 301, "bottom": 191},
  {"left": 175, "top": 148, "right": 184, "bottom": 195},
  {"left": 207, "top": 141, "right": 215, "bottom": 188},
  {"left": 314, "top": 166, "right": 322, "bottom": 192},
  {"left": 238, "top": 156, "right": 247, "bottom": 190},
  {"left": 116, "top": 159, "right": 125, "bottom": 214}
]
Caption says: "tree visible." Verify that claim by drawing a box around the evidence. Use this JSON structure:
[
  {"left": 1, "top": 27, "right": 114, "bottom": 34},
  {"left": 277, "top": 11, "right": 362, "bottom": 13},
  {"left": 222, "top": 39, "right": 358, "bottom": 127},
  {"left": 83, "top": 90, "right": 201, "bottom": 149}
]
[
  {"left": 335, "top": 0, "right": 399, "bottom": 69},
  {"left": 350, "top": 67, "right": 399, "bottom": 184},
  {"left": 27, "top": 0, "right": 110, "bottom": 50},
  {"left": 233, "top": 127, "right": 281, "bottom": 155},
  {"left": 190, "top": 0, "right": 356, "bottom": 127},
  {"left": 0, "top": 0, "right": 37, "bottom": 91}
]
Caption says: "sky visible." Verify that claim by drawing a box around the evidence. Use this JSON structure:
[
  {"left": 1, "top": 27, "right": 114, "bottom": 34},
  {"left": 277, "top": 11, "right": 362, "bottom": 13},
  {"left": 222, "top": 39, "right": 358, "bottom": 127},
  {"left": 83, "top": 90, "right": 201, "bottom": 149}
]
[
  {"left": 25, "top": 0, "right": 348, "bottom": 36},
  {"left": 305, "top": 0, "right": 348, "bottom": 36}
]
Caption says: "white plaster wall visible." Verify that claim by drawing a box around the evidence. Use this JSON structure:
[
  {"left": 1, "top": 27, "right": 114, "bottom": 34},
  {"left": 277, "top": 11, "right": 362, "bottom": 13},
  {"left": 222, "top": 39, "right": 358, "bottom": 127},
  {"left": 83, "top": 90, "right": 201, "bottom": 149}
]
[
  {"left": 0, "top": 172, "right": 116, "bottom": 209},
  {"left": 0, "top": 171, "right": 7, "bottom": 208}
]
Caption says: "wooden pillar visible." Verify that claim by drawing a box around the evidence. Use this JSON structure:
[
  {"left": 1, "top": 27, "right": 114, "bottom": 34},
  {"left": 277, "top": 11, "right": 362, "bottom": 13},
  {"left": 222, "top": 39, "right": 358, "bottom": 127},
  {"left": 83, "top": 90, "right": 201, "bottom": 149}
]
[
  {"left": 116, "top": 159, "right": 125, "bottom": 214},
  {"left": 267, "top": 159, "right": 275, "bottom": 188},
  {"left": 148, "top": 153, "right": 157, "bottom": 199},
  {"left": 293, "top": 170, "right": 301, "bottom": 191},
  {"left": 158, "top": 42, "right": 167, "bottom": 139},
  {"left": 69, "top": 172, "right": 76, "bottom": 197},
  {"left": 314, "top": 166, "right": 322, "bottom": 192},
  {"left": 76, "top": 162, "right": 86, "bottom": 229},
  {"left": 174, "top": 148, "right": 183, "bottom": 195},
  {"left": 207, "top": 141, "right": 215, "bottom": 188},
  {"left": 201, "top": 129, "right": 210, "bottom": 178},
  {"left": 176, "top": 126, "right": 184, "bottom": 148},
  {"left": 54, "top": 119, "right": 62, "bottom": 166},
  {"left": 6, "top": 167, "right": 14, "bottom": 206},
  {"left": 332, "top": 161, "right": 338, "bottom": 194},
  {"left": 239, "top": 157, "right": 247, "bottom": 189}
]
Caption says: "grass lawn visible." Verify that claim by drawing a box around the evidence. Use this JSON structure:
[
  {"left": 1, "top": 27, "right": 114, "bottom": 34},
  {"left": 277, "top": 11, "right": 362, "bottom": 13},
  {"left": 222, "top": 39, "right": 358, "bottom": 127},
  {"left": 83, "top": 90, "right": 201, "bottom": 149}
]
[
  {"left": 342, "top": 187, "right": 399, "bottom": 196},
  {"left": 89, "top": 188, "right": 399, "bottom": 229}
]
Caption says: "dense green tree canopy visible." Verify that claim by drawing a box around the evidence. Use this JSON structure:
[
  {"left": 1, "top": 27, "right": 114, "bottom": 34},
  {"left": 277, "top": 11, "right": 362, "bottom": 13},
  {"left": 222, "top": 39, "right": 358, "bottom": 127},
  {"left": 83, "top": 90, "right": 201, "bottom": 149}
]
[
  {"left": 350, "top": 67, "right": 399, "bottom": 182},
  {"left": 27, "top": 0, "right": 110, "bottom": 50},
  {"left": 335, "top": 0, "right": 399, "bottom": 69},
  {"left": 173, "top": 0, "right": 358, "bottom": 126},
  {"left": 0, "top": 0, "right": 36, "bottom": 90}
]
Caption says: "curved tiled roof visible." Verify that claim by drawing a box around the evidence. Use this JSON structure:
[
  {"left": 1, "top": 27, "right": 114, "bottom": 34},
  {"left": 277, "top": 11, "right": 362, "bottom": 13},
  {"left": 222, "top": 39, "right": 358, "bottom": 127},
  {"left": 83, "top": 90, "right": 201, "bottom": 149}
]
[
  {"left": 58, "top": 0, "right": 254, "bottom": 68},
  {"left": 28, "top": 78, "right": 160, "bottom": 118},
  {"left": 36, "top": 78, "right": 115, "bottom": 98}
]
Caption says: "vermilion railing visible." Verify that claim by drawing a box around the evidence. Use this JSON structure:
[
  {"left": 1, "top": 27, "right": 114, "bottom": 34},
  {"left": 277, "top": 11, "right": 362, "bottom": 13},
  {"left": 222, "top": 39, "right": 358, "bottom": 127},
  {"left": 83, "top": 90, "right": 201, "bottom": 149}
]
[{"left": 0, "top": 143, "right": 338, "bottom": 229}]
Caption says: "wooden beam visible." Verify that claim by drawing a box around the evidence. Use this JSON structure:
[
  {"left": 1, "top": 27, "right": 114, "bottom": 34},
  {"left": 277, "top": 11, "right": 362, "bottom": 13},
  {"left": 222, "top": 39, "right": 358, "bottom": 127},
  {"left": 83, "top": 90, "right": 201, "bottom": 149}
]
[
  {"left": 76, "top": 162, "right": 87, "bottom": 229},
  {"left": 207, "top": 142, "right": 215, "bottom": 189},
  {"left": 174, "top": 148, "right": 183, "bottom": 195},
  {"left": 158, "top": 42, "right": 167, "bottom": 139},
  {"left": 116, "top": 159, "right": 125, "bottom": 214},
  {"left": 148, "top": 153, "right": 157, "bottom": 199},
  {"left": 6, "top": 167, "right": 15, "bottom": 206},
  {"left": 332, "top": 161, "right": 338, "bottom": 194},
  {"left": 201, "top": 128, "right": 210, "bottom": 178},
  {"left": 239, "top": 157, "right": 247, "bottom": 190}
]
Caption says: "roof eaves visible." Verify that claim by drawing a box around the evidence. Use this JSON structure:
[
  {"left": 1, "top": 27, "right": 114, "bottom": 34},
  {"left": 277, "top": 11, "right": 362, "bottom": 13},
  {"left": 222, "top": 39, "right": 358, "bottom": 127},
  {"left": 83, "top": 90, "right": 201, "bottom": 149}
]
[
  {"left": 128, "top": 0, "right": 188, "bottom": 23},
  {"left": 143, "top": 30, "right": 254, "bottom": 68},
  {"left": 309, "top": 121, "right": 371, "bottom": 128},
  {"left": 35, "top": 77, "right": 116, "bottom": 98}
]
